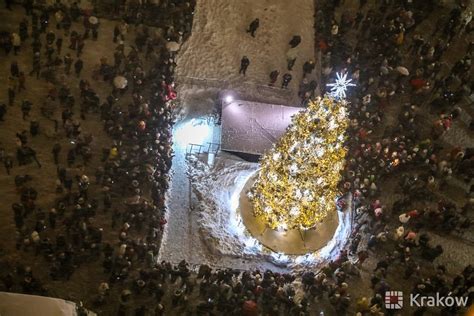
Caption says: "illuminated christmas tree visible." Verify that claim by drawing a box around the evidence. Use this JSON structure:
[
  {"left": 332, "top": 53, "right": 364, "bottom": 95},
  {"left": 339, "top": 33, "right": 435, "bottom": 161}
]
[{"left": 248, "top": 96, "right": 349, "bottom": 230}]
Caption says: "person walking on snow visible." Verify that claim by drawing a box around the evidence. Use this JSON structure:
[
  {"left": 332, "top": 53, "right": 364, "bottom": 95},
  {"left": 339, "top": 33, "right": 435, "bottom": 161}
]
[
  {"left": 286, "top": 48, "right": 297, "bottom": 71},
  {"left": 239, "top": 56, "right": 250, "bottom": 75},
  {"left": 247, "top": 18, "right": 260, "bottom": 37},
  {"left": 289, "top": 35, "right": 301, "bottom": 48},
  {"left": 269, "top": 70, "right": 279, "bottom": 86},
  {"left": 282, "top": 73, "right": 292, "bottom": 88}
]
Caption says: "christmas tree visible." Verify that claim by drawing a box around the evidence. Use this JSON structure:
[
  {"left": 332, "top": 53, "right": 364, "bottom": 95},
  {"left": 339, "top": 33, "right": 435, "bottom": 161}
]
[{"left": 248, "top": 96, "right": 348, "bottom": 230}]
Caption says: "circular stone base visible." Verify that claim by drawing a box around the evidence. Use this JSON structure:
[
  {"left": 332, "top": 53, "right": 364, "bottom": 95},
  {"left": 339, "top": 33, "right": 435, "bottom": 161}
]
[{"left": 239, "top": 173, "right": 339, "bottom": 255}]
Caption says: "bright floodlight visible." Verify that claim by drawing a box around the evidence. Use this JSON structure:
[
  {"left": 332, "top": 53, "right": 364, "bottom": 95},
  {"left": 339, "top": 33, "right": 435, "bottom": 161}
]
[
  {"left": 174, "top": 118, "right": 211, "bottom": 146},
  {"left": 326, "top": 72, "right": 356, "bottom": 99},
  {"left": 224, "top": 95, "right": 233, "bottom": 103}
]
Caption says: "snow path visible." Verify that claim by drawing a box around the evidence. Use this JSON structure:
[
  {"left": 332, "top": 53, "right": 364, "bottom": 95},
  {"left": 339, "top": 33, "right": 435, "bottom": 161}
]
[
  {"left": 158, "top": 118, "right": 217, "bottom": 267},
  {"left": 175, "top": 0, "right": 316, "bottom": 108}
]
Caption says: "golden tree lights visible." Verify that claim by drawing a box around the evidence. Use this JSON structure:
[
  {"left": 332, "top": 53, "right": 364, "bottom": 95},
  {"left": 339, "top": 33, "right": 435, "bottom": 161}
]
[{"left": 248, "top": 97, "right": 348, "bottom": 230}]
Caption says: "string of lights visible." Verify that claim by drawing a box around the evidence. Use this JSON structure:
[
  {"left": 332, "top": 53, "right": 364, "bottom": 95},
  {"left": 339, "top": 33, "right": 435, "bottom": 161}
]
[
  {"left": 248, "top": 96, "right": 349, "bottom": 230},
  {"left": 327, "top": 72, "right": 356, "bottom": 99}
]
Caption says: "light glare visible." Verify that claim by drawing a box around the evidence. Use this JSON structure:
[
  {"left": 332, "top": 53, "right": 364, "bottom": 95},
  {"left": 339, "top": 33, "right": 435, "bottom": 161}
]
[{"left": 174, "top": 118, "right": 211, "bottom": 146}]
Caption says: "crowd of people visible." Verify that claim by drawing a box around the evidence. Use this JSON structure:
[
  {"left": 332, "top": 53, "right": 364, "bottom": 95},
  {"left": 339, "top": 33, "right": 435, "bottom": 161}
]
[
  {"left": 0, "top": 0, "right": 198, "bottom": 314},
  {"left": 0, "top": 0, "right": 473, "bottom": 315},
  {"left": 318, "top": 0, "right": 473, "bottom": 314}
]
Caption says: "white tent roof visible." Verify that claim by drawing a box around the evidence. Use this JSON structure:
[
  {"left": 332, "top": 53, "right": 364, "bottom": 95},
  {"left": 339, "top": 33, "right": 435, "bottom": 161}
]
[
  {"left": 0, "top": 292, "right": 96, "bottom": 316},
  {"left": 221, "top": 100, "right": 302, "bottom": 155}
]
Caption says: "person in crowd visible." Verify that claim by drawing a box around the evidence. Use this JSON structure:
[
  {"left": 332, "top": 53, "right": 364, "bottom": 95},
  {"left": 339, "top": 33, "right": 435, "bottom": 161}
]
[
  {"left": 52, "top": 142, "right": 61, "bottom": 165},
  {"left": 64, "top": 53, "right": 73, "bottom": 74},
  {"left": 8, "top": 76, "right": 16, "bottom": 106},
  {"left": 21, "top": 100, "right": 32, "bottom": 120},
  {"left": 74, "top": 58, "right": 83, "bottom": 77},
  {"left": 56, "top": 37, "right": 63, "bottom": 55},
  {"left": 12, "top": 32, "right": 21, "bottom": 55},
  {"left": 0, "top": 103, "right": 6, "bottom": 121}
]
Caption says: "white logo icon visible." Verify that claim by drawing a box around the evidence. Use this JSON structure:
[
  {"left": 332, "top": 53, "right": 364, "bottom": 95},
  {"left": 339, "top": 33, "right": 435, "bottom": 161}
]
[{"left": 385, "top": 291, "right": 403, "bottom": 309}]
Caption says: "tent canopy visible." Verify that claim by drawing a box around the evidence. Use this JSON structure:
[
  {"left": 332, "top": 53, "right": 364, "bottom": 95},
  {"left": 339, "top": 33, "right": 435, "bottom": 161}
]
[
  {"left": 0, "top": 292, "right": 96, "bottom": 316},
  {"left": 221, "top": 100, "right": 302, "bottom": 156}
]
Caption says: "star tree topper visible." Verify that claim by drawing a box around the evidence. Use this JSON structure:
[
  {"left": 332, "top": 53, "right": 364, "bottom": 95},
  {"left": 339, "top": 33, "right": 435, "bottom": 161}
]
[{"left": 326, "top": 72, "right": 356, "bottom": 99}]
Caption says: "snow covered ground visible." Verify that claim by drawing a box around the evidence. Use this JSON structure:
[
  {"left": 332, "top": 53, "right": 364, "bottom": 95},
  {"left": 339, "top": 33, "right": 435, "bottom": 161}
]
[
  {"left": 158, "top": 116, "right": 221, "bottom": 268},
  {"left": 175, "top": 0, "right": 316, "bottom": 114},
  {"left": 177, "top": 0, "right": 315, "bottom": 83}
]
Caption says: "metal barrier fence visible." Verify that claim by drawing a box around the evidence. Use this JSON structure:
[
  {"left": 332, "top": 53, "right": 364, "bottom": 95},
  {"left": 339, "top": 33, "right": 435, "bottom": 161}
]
[
  {"left": 175, "top": 75, "right": 298, "bottom": 106},
  {"left": 186, "top": 142, "right": 220, "bottom": 157}
]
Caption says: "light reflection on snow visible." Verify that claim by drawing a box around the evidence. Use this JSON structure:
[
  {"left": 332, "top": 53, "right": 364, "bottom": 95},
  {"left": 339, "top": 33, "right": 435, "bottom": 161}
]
[
  {"left": 294, "top": 253, "right": 315, "bottom": 265},
  {"left": 270, "top": 252, "right": 290, "bottom": 263},
  {"left": 229, "top": 171, "right": 263, "bottom": 253},
  {"left": 227, "top": 168, "right": 351, "bottom": 267},
  {"left": 174, "top": 118, "right": 211, "bottom": 146},
  {"left": 224, "top": 95, "right": 233, "bottom": 103}
]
